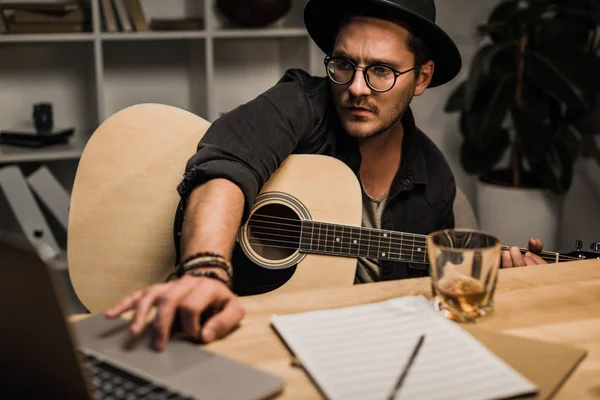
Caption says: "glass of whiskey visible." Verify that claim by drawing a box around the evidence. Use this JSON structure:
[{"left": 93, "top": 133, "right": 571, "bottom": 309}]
[{"left": 427, "top": 229, "right": 502, "bottom": 322}]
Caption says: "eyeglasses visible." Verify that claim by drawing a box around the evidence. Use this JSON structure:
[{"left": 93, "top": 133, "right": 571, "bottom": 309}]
[{"left": 324, "top": 55, "right": 420, "bottom": 93}]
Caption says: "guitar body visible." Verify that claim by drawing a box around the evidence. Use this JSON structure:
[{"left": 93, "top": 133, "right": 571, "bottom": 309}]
[{"left": 68, "top": 104, "right": 362, "bottom": 313}]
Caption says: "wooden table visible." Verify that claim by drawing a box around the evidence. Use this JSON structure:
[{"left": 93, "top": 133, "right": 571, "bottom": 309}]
[{"left": 201, "top": 258, "right": 600, "bottom": 399}]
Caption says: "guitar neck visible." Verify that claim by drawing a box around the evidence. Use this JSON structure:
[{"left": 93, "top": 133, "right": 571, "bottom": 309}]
[
  {"left": 299, "top": 220, "right": 429, "bottom": 264},
  {"left": 298, "top": 220, "right": 569, "bottom": 264},
  {"left": 499, "top": 245, "right": 572, "bottom": 263}
]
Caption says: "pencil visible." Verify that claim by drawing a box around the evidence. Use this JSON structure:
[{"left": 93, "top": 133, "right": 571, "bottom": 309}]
[{"left": 387, "top": 333, "right": 426, "bottom": 400}]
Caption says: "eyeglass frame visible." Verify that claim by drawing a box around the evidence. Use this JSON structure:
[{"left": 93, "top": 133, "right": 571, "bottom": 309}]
[{"left": 323, "top": 55, "right": 422, "bottom": 93}]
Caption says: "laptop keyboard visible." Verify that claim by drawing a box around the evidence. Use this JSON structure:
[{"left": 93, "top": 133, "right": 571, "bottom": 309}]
[{"left": 82, "top": 352, "right": 195, "bottom": 400}]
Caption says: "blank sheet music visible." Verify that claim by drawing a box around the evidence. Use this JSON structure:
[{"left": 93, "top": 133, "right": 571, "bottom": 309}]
[{"left": 271, "top": 296, "right": 537, "bottom": 400}]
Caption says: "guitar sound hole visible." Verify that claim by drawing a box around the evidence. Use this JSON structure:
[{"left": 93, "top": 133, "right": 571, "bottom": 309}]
[{"left": 247, "top": 203, "right": 301, "bottom": 261}]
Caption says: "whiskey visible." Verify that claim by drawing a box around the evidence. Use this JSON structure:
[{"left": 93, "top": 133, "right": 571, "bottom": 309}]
[{"left": 436, "top": 274, "right": 487, "bottom": 317}]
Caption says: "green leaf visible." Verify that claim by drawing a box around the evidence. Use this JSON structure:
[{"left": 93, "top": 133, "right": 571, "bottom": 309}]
[
  {"left": 465, "top": 45, "right": 494, "bottom": 112},
  {"left": 535, "top": 14, "right": 595, "bottom": 53},
  {"left": 462, "top": 73, "right": 515, "bottom": 151},
  {"left": 486, "top": 0, "right": 519, "bottom": 43},
  {"left": 525, "top": 51, "right": 596, "bottom": 120},
  {"left": 529, "top": 140, "right": 574, "bottom": 193},
  {"left": 444, "top": 82, "right": 466, "bottom": 112},
  {"left": 464, "top": 43, "right": 516, "bottom": 112},
  {"left": 460, "top": 129, "right": 510, "bottom": 174}
]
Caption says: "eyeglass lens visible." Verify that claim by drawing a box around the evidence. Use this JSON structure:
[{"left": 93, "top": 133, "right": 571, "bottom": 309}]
[{"left": 326, "top": 58, "right": 396, "bottom": 91}]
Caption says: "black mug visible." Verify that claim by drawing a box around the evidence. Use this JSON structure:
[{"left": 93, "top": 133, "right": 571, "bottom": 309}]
[{"left": 33, "top": 103, "right": 53, "bottom": 133}]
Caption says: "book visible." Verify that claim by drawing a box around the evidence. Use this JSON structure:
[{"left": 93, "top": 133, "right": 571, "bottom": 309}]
[
  {"left": 0, "top": 1, "right": 80, "bottom": 13},
  {"left": 149, "top": 18, "right": 204, "bottom": 31},
  {"left": 123, "top": 0, "right": 147, "bottom": 32},
  {"left": 0, "top": 128, "right": 74, "bottom": 147},
  {"left": 6, "top": 21, "right": 84, "bottom": 33},
  {"left": 100, "top": 0, "right": 117, "bottom": 32},
  {"left": 9, "top": 9, "right": 86, "bottom": 23},
  {"left": 112, "top": 0, "right": 131, "bottom": 32}
]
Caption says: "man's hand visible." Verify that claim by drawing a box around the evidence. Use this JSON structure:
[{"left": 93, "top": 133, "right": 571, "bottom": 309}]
[
  {"left": 104, "top": 274, "right": 244, "bottom": 351},
  {"left": 501, "top": 237, "right": 547, "bottom": 268}
]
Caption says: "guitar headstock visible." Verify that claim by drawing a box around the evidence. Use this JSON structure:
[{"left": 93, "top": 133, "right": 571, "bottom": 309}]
[{"left": 561, "top": 240, "right": 600, "bottom": 260}]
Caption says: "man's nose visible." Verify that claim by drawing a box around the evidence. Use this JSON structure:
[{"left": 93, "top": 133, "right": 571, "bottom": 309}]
[{"left": 348, "top": 69, "right": 371, "bottom": 97}]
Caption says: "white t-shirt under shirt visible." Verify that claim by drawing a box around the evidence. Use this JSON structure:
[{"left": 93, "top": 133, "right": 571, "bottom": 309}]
[{"left": 355, "top": 179, "right": 388, "bottom": 284}]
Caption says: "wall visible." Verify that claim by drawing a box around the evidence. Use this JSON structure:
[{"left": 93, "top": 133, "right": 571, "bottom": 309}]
[{"left": 410, "top": 0, "right": 600, "bottom": 254}]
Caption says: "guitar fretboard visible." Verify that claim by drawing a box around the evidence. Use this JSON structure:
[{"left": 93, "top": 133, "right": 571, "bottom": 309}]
[{"left": 299, "top": 220, "right": 429, "bottom": 264}]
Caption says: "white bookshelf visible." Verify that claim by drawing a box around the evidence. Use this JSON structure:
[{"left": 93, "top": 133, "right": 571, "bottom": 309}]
[{"left": 0, "top": 0, "right": 326, "bottom": 167}]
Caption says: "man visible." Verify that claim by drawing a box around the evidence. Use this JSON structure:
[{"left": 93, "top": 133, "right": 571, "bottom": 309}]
[{"left": 105, "top": 0, "right": 546, "bottom": 350}]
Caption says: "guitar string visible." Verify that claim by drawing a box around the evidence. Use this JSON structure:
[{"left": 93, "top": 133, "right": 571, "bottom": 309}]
[
  {"left": 252, "top": 213, "right": 428, "bottom": 242},
  {"left": 244, "top": 240, "right": 566, "bottom": 263},
  {"left": 246, "top": 224, "right": 571, "bottom": 263},
  {"left": 246, "top": 241, "right": 423, "bottom": 262},
  {"left": 247, "top": 222, "right": 429, "bottom": 249},
  {"left": 247, "top": 221, "right": 429, "bottom": 255},
  {"left": 246, "top": 233, "right": 428, "bottom": 257},
  {"left": 247, "top": 221, "right": 574, "bottom": 263},
  {"left": 250, "top": 214, "right": 429, "bottom": 245},
  {"left": 245, "top": 233, "right": 564, "bottom": 263},
  {"left": 248, "top": 214, "right": 578, "bottom": 262},
  {"left": 247, "top": 216, "right": 577, "bottom": 261},
  {"left": 250, "top": 212, "right": 580, "bottom": 260}
]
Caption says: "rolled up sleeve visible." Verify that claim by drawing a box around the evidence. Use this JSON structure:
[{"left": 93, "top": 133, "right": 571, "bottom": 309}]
[{"left": 177, "top": 72, "right": 315, "bottom": 222}]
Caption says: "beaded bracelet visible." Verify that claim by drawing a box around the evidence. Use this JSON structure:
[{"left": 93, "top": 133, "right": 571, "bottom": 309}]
[
  {"left": 181, "top": 251, "right": 227, "bottom": 266},
  {"left": 175, "top": 252, "right": 233, "bottom": 279},
  {"left": 186, "top": 270, "right": 231, "bottom": 288}
]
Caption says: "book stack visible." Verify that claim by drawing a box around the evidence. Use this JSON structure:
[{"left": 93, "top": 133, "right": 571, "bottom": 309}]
[
  {"left": 0, "top": 1, "right": 90, "bottom": 34},
  {"left": 100, "top": 0, "right": 147, "bottom": 32}
]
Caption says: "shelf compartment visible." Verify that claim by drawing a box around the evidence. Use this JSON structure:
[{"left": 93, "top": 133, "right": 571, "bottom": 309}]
[
  {"left": 0, "top": 41, "right": 98, "bottom": 163},
  {"left": 100, "top": 0, "right": 205, "bottom": 34},
  {"left": 102, "top": 39, "right": 207, "bottom": 120},
  {"left": 209, "top": 36, "right": 310, "bottom": 121}
]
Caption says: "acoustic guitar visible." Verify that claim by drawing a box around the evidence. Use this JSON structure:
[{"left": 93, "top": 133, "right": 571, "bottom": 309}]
[{"left": 67, "top": 104, "right": 599, "bottom": 313}]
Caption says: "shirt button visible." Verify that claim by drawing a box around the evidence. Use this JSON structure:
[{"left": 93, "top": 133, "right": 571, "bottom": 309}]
[{"left": 403, "top": 178, "right": 412, "bottom": 186}]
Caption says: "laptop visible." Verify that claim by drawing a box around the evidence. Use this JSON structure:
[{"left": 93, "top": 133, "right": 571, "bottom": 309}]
[{"left": 0, "top": 235, "right": 284, "bottom": 400}]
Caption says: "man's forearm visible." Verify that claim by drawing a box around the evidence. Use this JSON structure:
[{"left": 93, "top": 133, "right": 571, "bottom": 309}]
[{"left": 180, "top": 178, "right": 245, "bottom": 265}]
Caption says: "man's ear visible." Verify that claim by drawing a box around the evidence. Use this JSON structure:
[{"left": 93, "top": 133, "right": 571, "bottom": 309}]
[{"left": 414, "top": 60, "right": 434, "bottom": 96}]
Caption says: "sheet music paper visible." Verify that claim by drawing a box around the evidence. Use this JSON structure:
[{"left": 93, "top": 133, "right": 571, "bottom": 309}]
[{"left": 271, "top": 296, "right": 538, "bottom": 400}]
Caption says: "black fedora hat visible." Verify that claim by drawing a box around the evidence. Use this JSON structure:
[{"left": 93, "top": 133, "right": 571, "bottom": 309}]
[{"left": 304, "top": 0, "right": 462, "bottom": 88}]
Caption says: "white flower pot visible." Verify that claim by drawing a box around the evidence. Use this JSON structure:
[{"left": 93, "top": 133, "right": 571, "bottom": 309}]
[{"left": 475, "top": 178, "right": 564, "bottom": 251}]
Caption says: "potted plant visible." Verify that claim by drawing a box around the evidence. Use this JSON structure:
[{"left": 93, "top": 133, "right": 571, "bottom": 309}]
[{"left": 444, "top": 0, "right": 600, "bottom": 249}]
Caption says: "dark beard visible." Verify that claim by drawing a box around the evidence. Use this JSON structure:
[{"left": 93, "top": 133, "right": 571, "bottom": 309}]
[{"left": 344, "top": 90, "right": 413, "bottom": 139}]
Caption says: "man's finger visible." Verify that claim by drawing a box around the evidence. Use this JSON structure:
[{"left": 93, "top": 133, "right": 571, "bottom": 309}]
[
  {"left": 178, "top": 283, "right": 215, "bottom": 340},
  {"left": 525, "top": 251, "right": 547, "bottom": 265},
  {"left": 105, "top": 290, "right": 145, "bottom": 318},
  {"left": 130, "top": 285, "right": 168, "bottom": 335},
  {"left": 152, "top": 282, "right": 195, "bottom": 351},
  {"left": 523, "top": 255, "right": 537, "bottom": 266},
  {"left": 501, "top": 249, "right": 513, "bottom": 268},
  {"left": 509, "top": 246, "right": 526, "bottom": 267},
  {"left": 201, "top": 299, "right": 244, "bottom": 343},
  {"left": 528, "top": 238, "right": 543, "bottom": 253}
]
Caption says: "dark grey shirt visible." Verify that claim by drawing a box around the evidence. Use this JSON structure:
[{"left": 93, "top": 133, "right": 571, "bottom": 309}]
[{"left": 174, "top": 68, "right": 456, "bottom": 286}]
